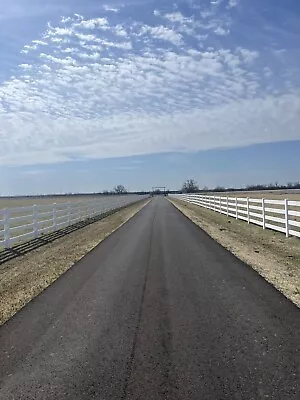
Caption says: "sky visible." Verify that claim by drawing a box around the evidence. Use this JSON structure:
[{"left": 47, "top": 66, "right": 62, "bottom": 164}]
[{"left": 0, "top": 0, "right": 299, "bottom": 194}]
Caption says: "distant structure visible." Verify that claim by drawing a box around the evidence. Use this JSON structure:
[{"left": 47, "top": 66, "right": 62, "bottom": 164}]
[{"left": 151, "top": 187, "right": 167, "bottom": 196}]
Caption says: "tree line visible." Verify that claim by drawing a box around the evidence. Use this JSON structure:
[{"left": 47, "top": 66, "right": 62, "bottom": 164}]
[
  {"left": 4, "top": 180, "right": 299, "bottom": 199},
  {"left": 179, "top": 179, "right": 300, "bottom": 193}
]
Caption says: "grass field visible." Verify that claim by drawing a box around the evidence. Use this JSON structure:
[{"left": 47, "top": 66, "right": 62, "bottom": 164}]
[
  {"left": 203, "top": 190, "right": 300, "bottom": 201},
  {"left": 0, "top": 196, "right": 101, "bottom": 210},
  {"left": 0, "top": 195, "right": 142, "bottom": 249},
  {"left": 1, "top": 191, "right": 300, "bottom": 211}
]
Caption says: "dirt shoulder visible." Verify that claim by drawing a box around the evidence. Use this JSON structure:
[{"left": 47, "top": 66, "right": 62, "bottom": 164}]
[
  {"left": 0, "top": 200, "right": 150, "bottom": 325},
  {"left": 170, "top": 199, "right": 300, "bottom": 307}
]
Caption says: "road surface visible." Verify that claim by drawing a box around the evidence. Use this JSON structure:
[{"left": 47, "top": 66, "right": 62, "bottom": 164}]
[{"left": 0, "top": 197, "right": 299, "bottom": 399}]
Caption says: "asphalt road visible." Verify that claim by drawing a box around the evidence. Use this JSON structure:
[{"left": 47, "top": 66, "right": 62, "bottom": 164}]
[{"left": 0, "top": 198, "right": 299, "bottom": 399}]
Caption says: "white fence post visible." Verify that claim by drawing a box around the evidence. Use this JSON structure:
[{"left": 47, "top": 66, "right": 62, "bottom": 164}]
[
  {"left": 226, "top": 197, "right": 229, "bottom": 217},
  {"left": 33, "top": 205, "right": 38, "bottom": 238},
  {"left": 214, "top": 196, "right": 216, "bottom": 212},
  {"left": 219, "top": 197, "right": 221, "bottom": 213},
  {"left": 247, "top": 198, "right": 250, "bottom": 224},
  {"left": 284, "top": 199, "right": 289, "bottom": 237},
  {"left": 235, "top": 197, "right": 238, "bottom": 219},
  {"left": 67, "top": 202, "right": 71, "bottom": 225},
  {"left": 83, "top": 203, "right": 86, "bottom": 220},
  {"left": 80, "top": 203, "right": 84, "bottom": 221},
  {"left": 262, "top": 198, "right": 265, "bottom": 229},
  {"left": 53, "top": 203, "right": 57, "bottom": 230},
  {"left": 3, "top": 208, "right": 11, "bottom": 249}
]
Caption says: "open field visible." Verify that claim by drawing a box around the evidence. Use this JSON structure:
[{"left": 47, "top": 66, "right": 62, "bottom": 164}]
[
  {"left": 2, "top": 190, "right": 299, "bottom": 210},
  {"left": 0, "top": 199, "right": 150, "bottom": 326},
  {"left": 0, "top": 195, "right": 101, "bottom": 210},
  {"left": 170, "top": 198, "right": 300, "bottom": 307},
  {"left": 0, "top": 195, "right": 146, "bottom": 249},
  {"left": 178, "top": 192, "right": 300, "bottom": 239},
  {"left": 203, "top": 190, "right": 300, "bottom": 201}
]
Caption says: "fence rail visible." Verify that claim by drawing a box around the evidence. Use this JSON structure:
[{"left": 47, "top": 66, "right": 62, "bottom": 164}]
[
  {"left": 170, "top": 194, "right": 300, "bottom": 239},
  {"left": 0, "top": 195, "right": 147, "bottom": 249}
]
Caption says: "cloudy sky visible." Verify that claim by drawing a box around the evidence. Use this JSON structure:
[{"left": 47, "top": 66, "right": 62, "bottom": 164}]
[{"left": 0, "top": 0, "right": 299, "bottom": 195}]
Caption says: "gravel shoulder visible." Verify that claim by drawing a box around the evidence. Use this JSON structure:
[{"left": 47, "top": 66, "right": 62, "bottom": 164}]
[
  {"left": 170, "top": 199, "right": 300, "bottom": 307},
  {"left": 0, "top": 200, "right": 150, "bottom": 325}
]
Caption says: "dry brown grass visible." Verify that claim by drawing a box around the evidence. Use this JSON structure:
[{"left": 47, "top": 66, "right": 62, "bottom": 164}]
[
  {"left": 204, "top": 190, "right": 300, "bottom": 201},
  {"left": 170, "top": 199, "right": 300, "bottom": 308},
  {"left": 0, "top": 199, "right": 150, "bottom": 326},
  {"left": 0, "top": 195, "right": 102, "bottom": 209}
]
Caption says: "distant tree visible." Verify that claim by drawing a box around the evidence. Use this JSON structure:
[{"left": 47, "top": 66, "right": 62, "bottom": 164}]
[
  {"left": 182, "top": 179, "right": 199, "bottom": 193},
  {"left": 113, "top": 184, "right": 128, "bottom": 194},
  {"left": 214, "top": 186, "right": 226, "bottom": 192}
]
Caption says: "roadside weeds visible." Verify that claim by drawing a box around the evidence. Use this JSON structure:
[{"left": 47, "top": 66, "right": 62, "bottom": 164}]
[
  {"left": 170, "top": 199, "right": 300, "bottom": 308},
  {"left": 0, "top": 200, "right": 150, "bottom": 326}
]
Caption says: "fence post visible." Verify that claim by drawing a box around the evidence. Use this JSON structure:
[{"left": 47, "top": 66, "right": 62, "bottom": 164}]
[
  {"left": 247, "top": 197, "right": 250, "bottom": 224},
  {"left": 33, "top": 205, "right": 38, "bottom": 238},
  {"left": 83, "top": 203, "right": 86, "bottom": 220},
  {"left": 219, "top": 197, "right": 222, "bottom": 213},
  {"left": 53, "top": 203, "right": 57, "bottom": 230},
  {"left": 214, "top": 196, "right": 216, "bottom": 212},
  {"left": 67, "top": 202, "right": 71, "bottom": 225},
  {"left": 3, "top": 208, "right": 11, "bottom": 249},
  {"left": 284, "top": 199, "right": 289, "bottom": 237},
  {"left": 235, "top": 197, "right": 238, "bottom": 219},
  {"left": 262, "top": 198, "right": 265, "bottom": 229},
  {"left": 226, "top": 197, "right": 229, "bottom": 216}
]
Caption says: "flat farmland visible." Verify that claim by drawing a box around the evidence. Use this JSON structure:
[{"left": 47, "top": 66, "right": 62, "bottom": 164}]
[
  {"left": 0, "top": 196, "right": 102, "bottom": 210},
  {"left": 203, "top": 189, "right": 300, "bottom": 201},
  {"left": 195, "top": 190, "right": 300, "bottom": 236},
  {"left": 0, "top": 194, "right": 147, "bottom": 251}
]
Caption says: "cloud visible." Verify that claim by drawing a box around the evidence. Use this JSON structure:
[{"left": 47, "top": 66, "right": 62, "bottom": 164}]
[
  {"left": 0, "top": 2, "right": 299, "bottom": 167},
  {"left": 140, "top": 26, "right": 182, "bottom": 45},
  {"left": 19, "top": 64, "right": 33, "bottom": 70},
  {"left": 103, "top": 5, "right": 120, "bottom": 13},
  {"left": 21, "top": 169, "right": 54, "bottom": 176},
  {"left": 214, "top": 27, "right": 229, "bottom": 36},
  {"left": 228, "top": 0, "right": 240, "bottom": 8},
  {"left": 75, "top": 17, "right": 109, "bottom": 30},
  {"left": 238, "top": 48, "right": 259, "bottom": 63}
]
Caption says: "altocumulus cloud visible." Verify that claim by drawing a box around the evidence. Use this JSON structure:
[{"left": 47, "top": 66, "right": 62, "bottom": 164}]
[{"left": 0, "top": 0, "right": 300, "bottom": 166}]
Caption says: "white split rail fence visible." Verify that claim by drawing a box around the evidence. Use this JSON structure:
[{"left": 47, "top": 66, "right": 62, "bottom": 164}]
[
  {"left": 0, "top": 195, "right": 147, "bottom": 249},
  {"left": 170, "top": 194, "right": 300, "bottom": 239}
]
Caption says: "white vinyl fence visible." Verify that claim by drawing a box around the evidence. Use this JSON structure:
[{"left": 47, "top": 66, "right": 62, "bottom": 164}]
[
  {"left": 171, "top": 194, "right": 300, "bottom": 239},
  {"left": 0, "top": 195, "right": 147, "bottom": 249}
]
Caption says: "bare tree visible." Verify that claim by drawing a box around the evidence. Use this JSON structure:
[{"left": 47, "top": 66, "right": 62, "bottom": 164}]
[
  {"left": 181, "top": 179, "right": 199, "bottom": 193},
  {"left": 113, "top": 184, "right": 128, "bottom": 194}
]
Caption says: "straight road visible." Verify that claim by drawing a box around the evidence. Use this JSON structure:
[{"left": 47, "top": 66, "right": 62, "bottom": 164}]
[{"left": 0, "top": 197, "right": 299, "bottom": 399}]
